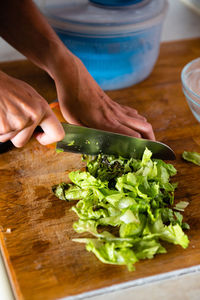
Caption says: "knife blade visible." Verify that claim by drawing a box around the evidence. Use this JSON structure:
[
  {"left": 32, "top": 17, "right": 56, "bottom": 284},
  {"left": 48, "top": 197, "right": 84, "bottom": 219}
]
[{"left": 56, "top": 123, "right": 176, "bottom": 160}]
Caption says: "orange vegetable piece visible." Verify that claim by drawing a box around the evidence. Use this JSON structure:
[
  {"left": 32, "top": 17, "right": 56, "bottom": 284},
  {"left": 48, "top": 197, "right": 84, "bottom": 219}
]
[
  {"left": 46, "top": 102, "right": 66, "bottom": 149},
  {"left": 49, "top": 102, "right": 66, "bottom": 122}
]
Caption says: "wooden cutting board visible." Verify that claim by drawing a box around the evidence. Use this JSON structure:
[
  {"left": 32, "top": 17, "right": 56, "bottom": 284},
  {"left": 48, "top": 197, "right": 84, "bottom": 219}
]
[{"left": 0, "top": 38, "right": 200, "bottom": 300}]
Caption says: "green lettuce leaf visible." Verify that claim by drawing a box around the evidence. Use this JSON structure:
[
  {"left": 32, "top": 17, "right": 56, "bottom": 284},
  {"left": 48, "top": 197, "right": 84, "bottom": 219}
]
[
  {"left": 53, "top": 148, "right": 189, "bottom": 271},
  {"left": 182, "top": 151, "right": 200, "bottom": 166},
  {"left": 174, "top": 201, "right": 189, "bottom": 212}
]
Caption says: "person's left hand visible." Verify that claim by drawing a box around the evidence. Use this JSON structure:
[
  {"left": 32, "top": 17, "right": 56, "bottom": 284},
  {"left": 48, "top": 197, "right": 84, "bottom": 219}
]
[{"left": 51, "top": 52, "right": 155, "bottom": 140}]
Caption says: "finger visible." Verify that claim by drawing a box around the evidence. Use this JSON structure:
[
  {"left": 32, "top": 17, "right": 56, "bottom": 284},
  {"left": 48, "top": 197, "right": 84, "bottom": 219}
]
[
  {"left": 63, "top": 114, "right": 82, "bottom": 126},
  {"left": 112, "top": 102, "right": 139, "bottom": 116},
  {"left": 100, "top": 121, "right": 142, "bottom": 138},
  {"left": 116, "top": 106, "right": 146, "bottom": 121},
  {"left": 58, "top": 104, "right": 83, "bottom": 126},
  {"left": 120, "top": 104, "right": 139, "bottom": 115},
  {"left": 35, "top": 112, "right": 65, "bottom": 145},
  {"left": 123, "top": 110, "right": 146, "bottom": 121},
  {"left": 109, "top": 101, "right": 146, "bottom": 121},
  {"left": 121, "top": 105, "right": 147, "bottom": 121},
  {"left": 0, "top": 131, "right": 18, "bottom": 143},
  {"left": 10, "top": 125, "right": 36, "bottom": 148},
  {"left": 119, "top": 116, "right": 155, "bottom": 140}
]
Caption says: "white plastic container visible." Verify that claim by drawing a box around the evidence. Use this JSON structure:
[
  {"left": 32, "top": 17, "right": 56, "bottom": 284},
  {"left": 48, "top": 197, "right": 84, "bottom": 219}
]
[{"left": 41, "top": 0, "right": 168, "bottom": 90}]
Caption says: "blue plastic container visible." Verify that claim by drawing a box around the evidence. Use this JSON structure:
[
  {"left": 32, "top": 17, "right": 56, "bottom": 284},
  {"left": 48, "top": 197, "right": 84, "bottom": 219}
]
[{"left": 41, "top": 0, "right": 168, "bottom": 90}]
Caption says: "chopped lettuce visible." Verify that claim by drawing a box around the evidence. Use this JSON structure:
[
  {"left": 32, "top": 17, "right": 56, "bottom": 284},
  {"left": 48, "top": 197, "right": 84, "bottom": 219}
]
[
  {"left": 182, "top": 151, "right": 200, "bottom": 166},
  {"left": 53, "top": 148, "right": 189, "bottom": 271},
  {"left": 174, "top": 201, "right": 189, "bottom": 212}
]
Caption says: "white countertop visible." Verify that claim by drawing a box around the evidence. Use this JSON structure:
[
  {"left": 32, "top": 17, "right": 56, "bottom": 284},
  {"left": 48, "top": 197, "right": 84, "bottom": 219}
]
[{"left": 0, "top": 0, "right": 200, "bottom": 299}]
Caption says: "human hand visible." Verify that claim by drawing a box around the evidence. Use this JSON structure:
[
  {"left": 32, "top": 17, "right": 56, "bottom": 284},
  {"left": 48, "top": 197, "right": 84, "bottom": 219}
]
[
  {"left": 0, "top": 71, "right": 64, "bottom": 147},
  {"left": 52, "top": 53, "right": 155, "bottom": 140},
  {"left": 0, "top": 0, "right": 154, "bottom": 142}
]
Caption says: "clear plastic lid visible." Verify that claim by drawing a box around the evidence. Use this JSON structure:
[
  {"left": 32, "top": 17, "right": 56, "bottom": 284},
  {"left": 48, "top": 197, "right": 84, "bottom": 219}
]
[{"left": 41, "top": 0, "right": 168, "bottom": 36}]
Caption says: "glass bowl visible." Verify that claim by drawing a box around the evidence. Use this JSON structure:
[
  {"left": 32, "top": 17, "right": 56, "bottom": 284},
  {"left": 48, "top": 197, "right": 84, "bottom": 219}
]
[{"left": 181, "top": 57, "right": 200, "bottom": 122}]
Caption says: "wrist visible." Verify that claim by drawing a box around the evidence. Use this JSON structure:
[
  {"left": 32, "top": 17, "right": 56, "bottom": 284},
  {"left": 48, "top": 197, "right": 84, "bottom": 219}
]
[{"left": 43, "top": 40, "right": 75, "bottom": 80}]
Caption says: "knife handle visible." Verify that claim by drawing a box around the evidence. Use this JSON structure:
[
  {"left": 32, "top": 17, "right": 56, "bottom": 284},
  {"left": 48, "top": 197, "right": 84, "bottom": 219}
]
[{"left": 0, "top": 141, "right": 13, "bottom": 154}]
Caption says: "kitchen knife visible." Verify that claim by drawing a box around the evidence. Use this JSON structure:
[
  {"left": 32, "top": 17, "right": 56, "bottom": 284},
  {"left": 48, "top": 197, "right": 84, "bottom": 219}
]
[{"left": 56, "top": 123, "right": 176, "bottom": 160}]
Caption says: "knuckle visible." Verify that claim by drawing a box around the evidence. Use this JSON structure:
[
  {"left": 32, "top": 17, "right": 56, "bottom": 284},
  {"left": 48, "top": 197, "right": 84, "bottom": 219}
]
[
  {"left": 30, "top": 109, "right": 41, "bottom": 121},
  {"left": 139, "top": 116, "right": 147, "bottom": 122},
  {"left": 30, "top": 102, "right": 46, "bottom": 121},
  {"left": 135, "top": 132, "right": 142, "bottom": 138},
  {"left": 108, "top": 118, "right": 119, "bottom": 127},
  {"left": 139, "top": 114, "right": 147, "bottom": 121},
  {"left": 14, "top": 118, "right": 27, "bottom": 130},
  {"left": 144, "top": 122, "right": 153, "bottom": 132}
]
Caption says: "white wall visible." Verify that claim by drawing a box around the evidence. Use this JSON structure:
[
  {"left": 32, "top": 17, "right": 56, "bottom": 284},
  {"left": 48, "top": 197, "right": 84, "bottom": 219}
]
[
  {"left": 162, "top": 0, "right": 200, "bottom": 41},
  {"left": 0, "top": 0, "right": 199, "bottom": 62}
]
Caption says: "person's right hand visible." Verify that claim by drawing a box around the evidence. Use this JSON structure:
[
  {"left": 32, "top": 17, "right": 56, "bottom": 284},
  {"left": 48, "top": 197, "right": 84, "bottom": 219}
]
[{"left": 0, "top": 71, "right": 64, "bottom": 147}]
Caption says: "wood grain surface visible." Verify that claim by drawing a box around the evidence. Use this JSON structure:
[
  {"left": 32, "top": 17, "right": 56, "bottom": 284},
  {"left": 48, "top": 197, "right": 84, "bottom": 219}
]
[{"left": 0, "top": 38, "right": 200, "bottom": 300}]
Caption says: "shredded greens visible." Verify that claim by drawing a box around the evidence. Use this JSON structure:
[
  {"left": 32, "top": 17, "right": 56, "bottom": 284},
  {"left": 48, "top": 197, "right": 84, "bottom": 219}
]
[
  {"left": 53, "top": 148, "right": 189, "bottom": 271},
  {"left": 182, "top": 151, "right": 200, "bottom": 166}
]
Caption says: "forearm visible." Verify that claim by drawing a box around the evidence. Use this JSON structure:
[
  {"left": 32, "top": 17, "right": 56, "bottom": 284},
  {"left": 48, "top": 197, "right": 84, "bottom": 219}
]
[
  {"left": 0, "top": 1, "right": 155, "bottom": 141},
  {"left": 0, "top": 0, "right": 70, "bottom": 77}
]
